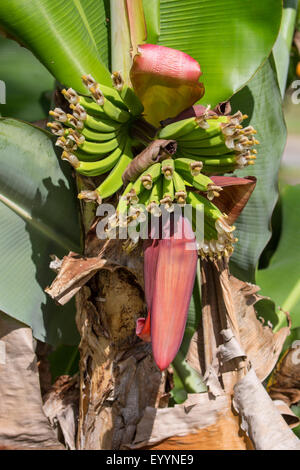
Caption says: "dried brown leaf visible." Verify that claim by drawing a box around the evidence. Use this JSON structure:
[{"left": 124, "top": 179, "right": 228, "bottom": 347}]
[
  {"left": 122, "top": 140, "right": 177, "bottom": 184},
  {"left": 268, "top": 346, "right": 300, "bottom": 406},
  {"left": 273, "top": 399, "right": 300, "bottom": 429},
  {"left": 126, "top": 393, "right": 251, "bottom": 450},
  {"left": 45, "top": 251, "right": 111, "bottom": 305},
  {"left": 194, "top": 260, "right": 290, "bottom": 389},
  {"left": 43, "top": 375, "right": 79, "bottom": 450},
  {"left": 0, "top": 312, "right": 64, "bottom": 450},
  {"left": 230, "top": 276, "right": 291, "bottom": 382}
]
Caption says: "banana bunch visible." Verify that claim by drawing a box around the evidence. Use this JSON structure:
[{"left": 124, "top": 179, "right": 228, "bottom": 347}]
[
  {"left": 47, "top": 73, "right": 144, "bottom": 204},
  {"left": 158, "top": 110, "right": 258, "bottom": 175},
  {"left": 104, "top": 156, "right": 236, "bottom": 258}
]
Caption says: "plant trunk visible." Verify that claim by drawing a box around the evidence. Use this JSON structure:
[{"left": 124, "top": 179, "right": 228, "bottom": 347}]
[{"left": 75, "top": 233, "right": 168, "bottom": 450}]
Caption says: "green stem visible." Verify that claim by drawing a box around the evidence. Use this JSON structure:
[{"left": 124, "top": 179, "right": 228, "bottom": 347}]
[
  {"left": 172, "top": 350, "right": 207, "bottom": 394},
  {"left": 110, "top": 0, "right": 132, "bottom": 85}
]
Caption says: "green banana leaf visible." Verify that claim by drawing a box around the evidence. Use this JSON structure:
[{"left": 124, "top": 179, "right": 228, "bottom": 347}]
[
  {"left": 0, "top": 0, "right": 111, "bottom": 93},
  {"left": 49, "top": 344, "right": 79, "bottom": 381},
  {"left": 0, "top": 118, "right": 81, "bottom": 345},
  {"left": 291, "top": 404, "right": 300, "bottom": 438},
  {"left": 142, "top": 0, "right": 160, "bottom": 44},
  {"left": 273, "top": 0, "right": 299, "bottom": 97},
  {"left": 0, "top": 36, "right": 54, "bottom": 122},
  {"left": 158, "top": 0, "right": 282, "bottom": 107},
  {"left": 256, "top": 185, "right": 300, "bottom": 331},
  {"left": 229, "top": 57, "right": 287, "bottom": 283}
]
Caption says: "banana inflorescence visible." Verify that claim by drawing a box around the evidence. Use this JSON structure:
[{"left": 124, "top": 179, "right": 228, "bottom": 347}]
[
  {"left": 49, "top": 76, "right": 258, "bottom": 259},
  {"left": 103, "top": 106, "right": 258, "bottom": 257}
]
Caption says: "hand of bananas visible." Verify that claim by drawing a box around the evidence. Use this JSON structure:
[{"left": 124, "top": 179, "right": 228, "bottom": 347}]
[
  {"left": 48, "top": 74, "right": 258, "bottom": 258},
  {"left": 106, "top": 158, "right": 237, "bottom": 258},
  {"left": 48, "top": 73, "right": 144, "bottom": 204}
]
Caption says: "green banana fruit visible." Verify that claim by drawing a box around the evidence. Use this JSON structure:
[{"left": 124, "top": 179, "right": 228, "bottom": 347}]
[
  {"left": 137, "top": 188, "right": 152, "bottom": 207},
  {"left": 81, "top": 74, "right": 128, "bottom": 110},
  {"left": 174, "top": 158, "right": 215, "bottom": 193},
  {"left": 147, "top": 178, "right": 163, "bottom": 216},
  {"left": 88, "top": 86, "right": 131, "bottom": 123},
  {"left": 186, "top": 191, "right": 222, "bottom": 241},
  {"left": 158, "top": 117, "right": 200, "bottom": 140},
  {"left": 85, "top": 114, "right": 122, "bottom": 133},
  {"left": 78, "top": 135, "right": 122, "bottom": 155},
  {"left": 180, "top": 171, "right": 214, "bottom": 193},
  {"left": 77, "top": 96, "right": 115, "bottom": 120},
  {"left": 95, "top": 139, "right": 134, "bottom": 200},
  {"left": 161, "top": 176, "right": 174, "bottom": 211},
  {"left": 73, "top": 144, "right": 125, "bottom": 177},
  {"left": 178, "top": 133, "right": 227, "bottom": 149},
  {"left": 66, "top": 88, "right": 130, "bottom": 124},
  {"left": 112, "top": 72, "right": 144, "bottom": 116},
  {"left": 174, "top": 157, "right": 203, "bottom": 177},
  {"left": 79, "top": 126, "right": 121, "bottom": 142},
  {"left": 132, "top": 163, "right": 162, "bottom": 196},
  {"left": 117, "top": 182, "right": 134, "bottom": 220},
  {"left": 199, "top": 155, "right": 238, "bottom": 166},
  {"left": 172, "top": 171, "right": 187, "bottom": 206},
  {"left": 176, "top": 117, "right": 229, "bottom": 142},
  {"left": 161, "top": 158, "right": 175, "bottom": 180},
  {"left": 178, "top": 142, "right": 230, "bottom": 157}
]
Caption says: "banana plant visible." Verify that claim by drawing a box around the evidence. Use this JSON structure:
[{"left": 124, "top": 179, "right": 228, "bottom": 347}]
[{"left": 0, "top": 0, "right": 294, "bottom": 450}]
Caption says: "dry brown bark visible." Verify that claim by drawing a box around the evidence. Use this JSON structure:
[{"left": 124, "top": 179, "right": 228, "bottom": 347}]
[
  {"left": 43, "top": 374, "right": 80, "bottom": 449},
  {"left": 0, "top": 312, "right": 64, "bottom": 450}
]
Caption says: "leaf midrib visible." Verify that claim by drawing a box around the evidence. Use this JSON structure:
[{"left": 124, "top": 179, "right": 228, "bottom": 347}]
[{"left": 0, "top": 193, "right": 78, "bottom": 253}]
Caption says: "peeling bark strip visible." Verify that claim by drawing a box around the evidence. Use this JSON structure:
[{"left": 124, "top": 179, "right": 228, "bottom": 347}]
[
  {"left": 122, "top": 139, "right": 177, "bottom": 184},
  {"left": 0, "top": 312, "right": 64, "bottom": 450},
  {"left": 233, "top": 368, "right": 300, "bottom": 450},
  {"left": 126, "top": 394, "right": 251, "bottom": 450},
  {"left": 43, "top": 375, "right": 80, "bottom": 450},
  {"left": 200, "top": 258, "right": 247, "bottom": 395},
  {"left": 45, "top": 251, "right": 109, "bottom": 305}
]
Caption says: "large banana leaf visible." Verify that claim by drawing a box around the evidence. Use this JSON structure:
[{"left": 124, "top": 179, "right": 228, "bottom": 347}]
[
  {"left": 256, "top": 185, "right": 300, "bottom": 330},
  {"left": 229, "top": 57, "right": 287, "bottom": 282},
  {"left": 0, "top": 36, "right": 54, "bottom": 121},
  {"left": 158, "top": 0, "right": 282, "bottom": 107},
  {"left": 0, "top": 118, "right": 80, "bottom": 345},
  {"left": 273, "top": 0, "right": 298, "bottom": 97},
  {"left": 0, "top": 0, "right": 111, "bottom": 93}
]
